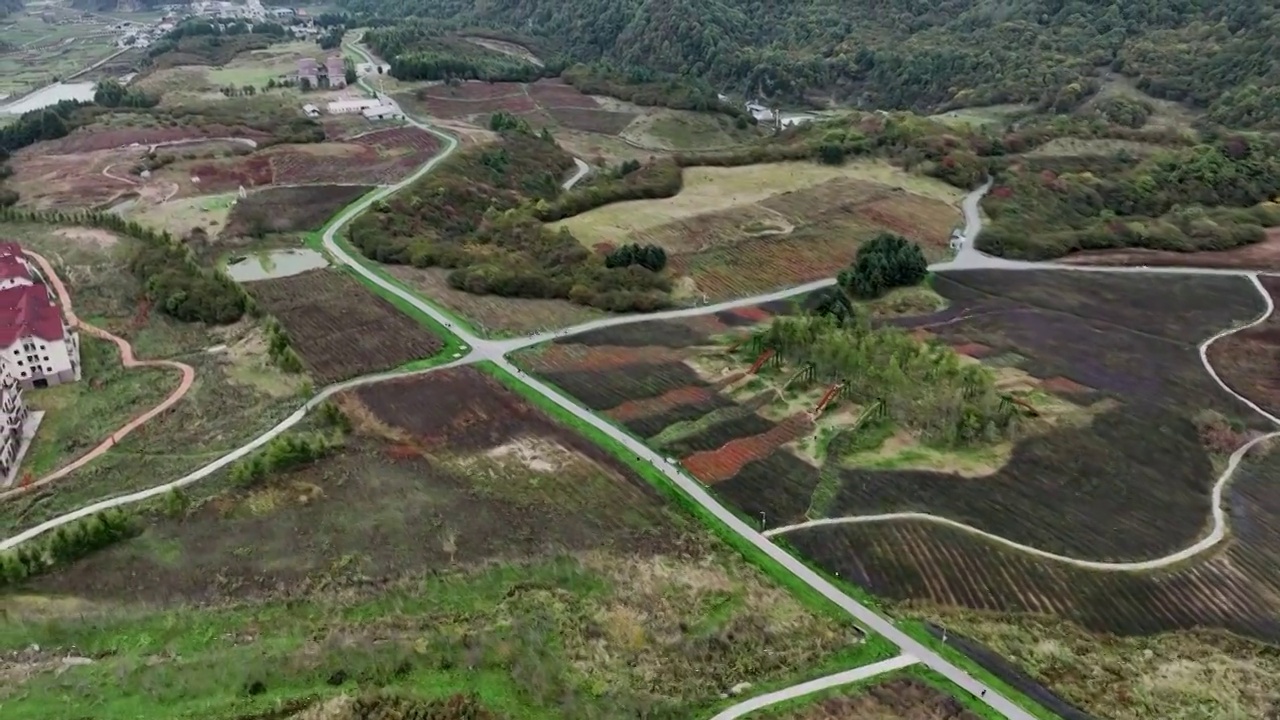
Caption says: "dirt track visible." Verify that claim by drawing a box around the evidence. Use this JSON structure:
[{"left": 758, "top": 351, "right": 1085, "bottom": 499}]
[{"left": 0, "top": 251, "right": 195, "bottom": 501}]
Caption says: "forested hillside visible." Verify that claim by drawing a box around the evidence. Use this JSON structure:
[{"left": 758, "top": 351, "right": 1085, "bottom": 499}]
[
  {"left": 0, "top": 0, "right": 22, "bottom": 17},
  {"left": 338, "top": 0, "right": 1280, "bottom": 128}
]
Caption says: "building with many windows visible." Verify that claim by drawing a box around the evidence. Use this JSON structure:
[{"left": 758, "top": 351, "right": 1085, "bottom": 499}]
[{"left": 0, "top": 243, "right": 81, "bottom": 389}]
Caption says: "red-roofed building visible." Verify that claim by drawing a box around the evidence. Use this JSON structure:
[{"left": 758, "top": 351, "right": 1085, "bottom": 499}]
[{"left": 0, "top": 246, "right": 80, "bottom": 389}]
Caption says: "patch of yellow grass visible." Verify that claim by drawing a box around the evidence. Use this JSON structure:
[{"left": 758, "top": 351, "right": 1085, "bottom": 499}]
[
  {"left": 550, "top": 160, "right": 962, "bottom": 247},
  {"left": 127, "top": 192, "right": 237, "bottom": 237}
]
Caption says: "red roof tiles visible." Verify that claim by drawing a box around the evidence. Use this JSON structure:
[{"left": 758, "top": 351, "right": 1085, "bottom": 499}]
[
  {"left": 0, "top": 256, "right": 31, "bottom": 281},
  {"left": 0, "top": 277, "right": 65, "bottom": 347}
]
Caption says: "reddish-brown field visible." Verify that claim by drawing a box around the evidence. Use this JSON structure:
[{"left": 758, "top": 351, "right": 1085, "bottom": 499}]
[
  {"left": 671, "top": 231, "right": 871, "bottom": 302},
  {"left": 774, "top": 678, "right": 980, "bottom": 720},
  {"left": 245, "top": 269, "right": 443, "bottom": 384},
  {"left": 32, "top": 125, "right": 272, "bottom": 154},
  {"left": 528, "top": 78, "right": 601, "bottom": 108},
  {"left": 186, "top": 153, "right": 275, "bottom": 192},
  {"left": 418, "top": 93, "right": 538, "bottom": 118},
  {"left": 527, "top": 343, "right": 691, "bottom": 373},
  {"left": 855, "top": 193, "right": 960, "bottom": 250},
  {"left": 223, "top": 184, "right": 373, "bottom": 236},
  {"left": 546, "top": 107, "right": 638, "bottom": 134},
  {"left": 413, "top": 80, "right": 637, "bottom": 135},
  {"left": 165, "top": 128, "right": 441, "bottom": 196},
  {"left": 682, "top": 413, "right": 813, "bottom": 483},
  {"left": 607, "top": 385, "right": 718, "bottom": 423},
  {"left": 1061, "top": 227, "right": 1280, "bottom": 271},
  {"left": 421, "top": 81, "right": 527, "bottom": 100},
  {"left": 1206, "top": 273, "right": 1280, "bottom": 416}
]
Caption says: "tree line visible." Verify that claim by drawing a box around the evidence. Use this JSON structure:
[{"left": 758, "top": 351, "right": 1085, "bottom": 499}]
[{"left": 0, "top": 206, "right": 249, "bottom": 324}]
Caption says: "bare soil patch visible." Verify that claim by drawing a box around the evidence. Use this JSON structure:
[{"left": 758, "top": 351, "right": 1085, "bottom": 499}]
[{"left": 52, "top": 228, "right": 118, "bottom": 248}]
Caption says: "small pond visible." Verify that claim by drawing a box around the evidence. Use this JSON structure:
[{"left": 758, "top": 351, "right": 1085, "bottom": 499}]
[{"left": 225, "top": 248, "right": 330, "bottom": 282}]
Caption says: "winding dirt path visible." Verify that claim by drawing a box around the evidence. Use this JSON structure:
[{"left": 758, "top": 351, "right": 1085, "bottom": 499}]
[{"left": 0, "top": 251, "right": 195, "bottom": 501}]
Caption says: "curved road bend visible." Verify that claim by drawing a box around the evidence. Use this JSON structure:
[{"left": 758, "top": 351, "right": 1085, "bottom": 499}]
[
  {"left": 709, "top": 654, "right": 919, "bottom": 720},
  {"left": 6, "top": 54, "right": 1273, "bottom": 716},
  {"left": 0, "top": 252, "right": 196, "bottom": 498}
]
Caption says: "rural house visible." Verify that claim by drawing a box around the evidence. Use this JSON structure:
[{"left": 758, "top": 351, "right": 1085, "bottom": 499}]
[
  {"left": 326, "top": 55, "right": 347, "bottom": 89},
  {"left": 297, "top": 58, "right": 319, "bottom": 88}
]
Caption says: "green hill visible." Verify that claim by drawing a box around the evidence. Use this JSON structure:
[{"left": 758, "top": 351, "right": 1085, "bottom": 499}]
[{"left": 337, "top": 0, "right": 1280, "bottom": 129}]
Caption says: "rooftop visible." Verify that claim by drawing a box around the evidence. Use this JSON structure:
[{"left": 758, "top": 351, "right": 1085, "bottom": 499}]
[
  {"left": 0, "top": 284, "right": 65, "bottom": 346},
  {"left": 0, "top": 256, "right": 31, "bottom": 282}
]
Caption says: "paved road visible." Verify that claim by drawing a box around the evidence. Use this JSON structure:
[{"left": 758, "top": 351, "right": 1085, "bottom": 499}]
[
  {"left": 709, "top": 654, "right": 919, "bottom": 719},
  {"left": 563, "top": 157, "right": 590, "bottom": 190},
  {"left": 8, "top": 48, "right": 1277, "bottom": 717}
]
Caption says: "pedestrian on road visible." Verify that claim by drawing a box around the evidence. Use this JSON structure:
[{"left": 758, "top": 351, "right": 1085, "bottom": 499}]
[{"left": 981, "top": 690, "right": 986, "bottom": 698}]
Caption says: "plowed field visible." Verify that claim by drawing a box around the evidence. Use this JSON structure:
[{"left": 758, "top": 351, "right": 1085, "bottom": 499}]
[{"left": 245, "top": 269, "right": 443, "bottom": 384}]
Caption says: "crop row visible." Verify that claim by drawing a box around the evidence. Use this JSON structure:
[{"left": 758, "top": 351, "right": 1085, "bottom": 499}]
[
  {"left": 540, "top": 362, "right": 707, "bottom": 411},
  {"left": 247, "top": 270, "right": 443, "bottom": 384}
]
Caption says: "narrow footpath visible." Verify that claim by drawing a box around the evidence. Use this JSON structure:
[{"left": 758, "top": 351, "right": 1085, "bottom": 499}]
[{"left": 0, "top": 251, "right": 195, "bottom": 501}]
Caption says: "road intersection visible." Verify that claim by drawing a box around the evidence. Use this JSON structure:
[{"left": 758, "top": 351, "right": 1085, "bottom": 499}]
[{"left": 5, "top": 43, "right": 1277, "bottom": 719}]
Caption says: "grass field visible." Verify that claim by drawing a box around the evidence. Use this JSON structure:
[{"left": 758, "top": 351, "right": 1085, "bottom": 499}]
[
  {"left": 622, "top": 108, "right": 762, "bottom": 150},
  {"left": 4, "top": 366, "right": 887, "bottom": 719},
  {"left": 18, "top": 336, "right": 175, "bottom": 481},
  {"left": 928, "top": 104, "right": 1033, "bottom": 130},
  {"left": 550, "top": 160, "right": 962, "bottom": 301},
  {"left": 554, "top": 161, "right": 961, "bottom": 243},
  {"left": 203, "top": 41, "right": 321, "bottom": 88},
  {"left": 126, "top": 193, "right": 237, "bottom": 238}
]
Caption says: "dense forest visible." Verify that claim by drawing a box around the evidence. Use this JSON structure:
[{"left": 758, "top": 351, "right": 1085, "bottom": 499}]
[
  {"left": 337, "top": 0, "right": 1280, "bottom": 128},
  {"left": 980, "top": 135, "right": 1280, "bottom": 260},
  {"left": 0, "top": 0, "right": 23, "bottom": 18}
]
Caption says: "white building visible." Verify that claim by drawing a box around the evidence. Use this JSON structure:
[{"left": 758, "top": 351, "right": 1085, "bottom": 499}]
[
  {"left": 327, "top": 98, "right": 381, "bottom": 114},
  {"left": 0, "top": 370, "right": 36, "bottom": 486},
  {"left": 302, "top": 103, "right": 320, "bottom": 118},
  {"left": 361, "top": 105, "right": 401, "bottom": 120},
  {"left": 0, "top": 244, "right": 81, "bottom": 389}
]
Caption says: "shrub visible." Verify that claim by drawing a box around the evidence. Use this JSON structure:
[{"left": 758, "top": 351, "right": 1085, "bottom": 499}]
[{"left": 838, "top": 232, "right": 928, "bottom": 299}]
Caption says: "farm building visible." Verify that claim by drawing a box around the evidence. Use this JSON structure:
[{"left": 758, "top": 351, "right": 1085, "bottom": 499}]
[
  {"left": 0, "top": 244, "right": 81, "bottom": 389},
  {"left": 328, "top": 98, "right": 381, "bottom": 114},
  {"left": 302, "top": 103, "right": 320, "bottom": 118},
  {"left": 297, "top": 58, "right": 318, "bottom": 88},
  {"left": 361, "top": 105, "right": 401, "bottom": 120},
  {"left": 326, "top": 56, "right": 347, "bottom": 89}
]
